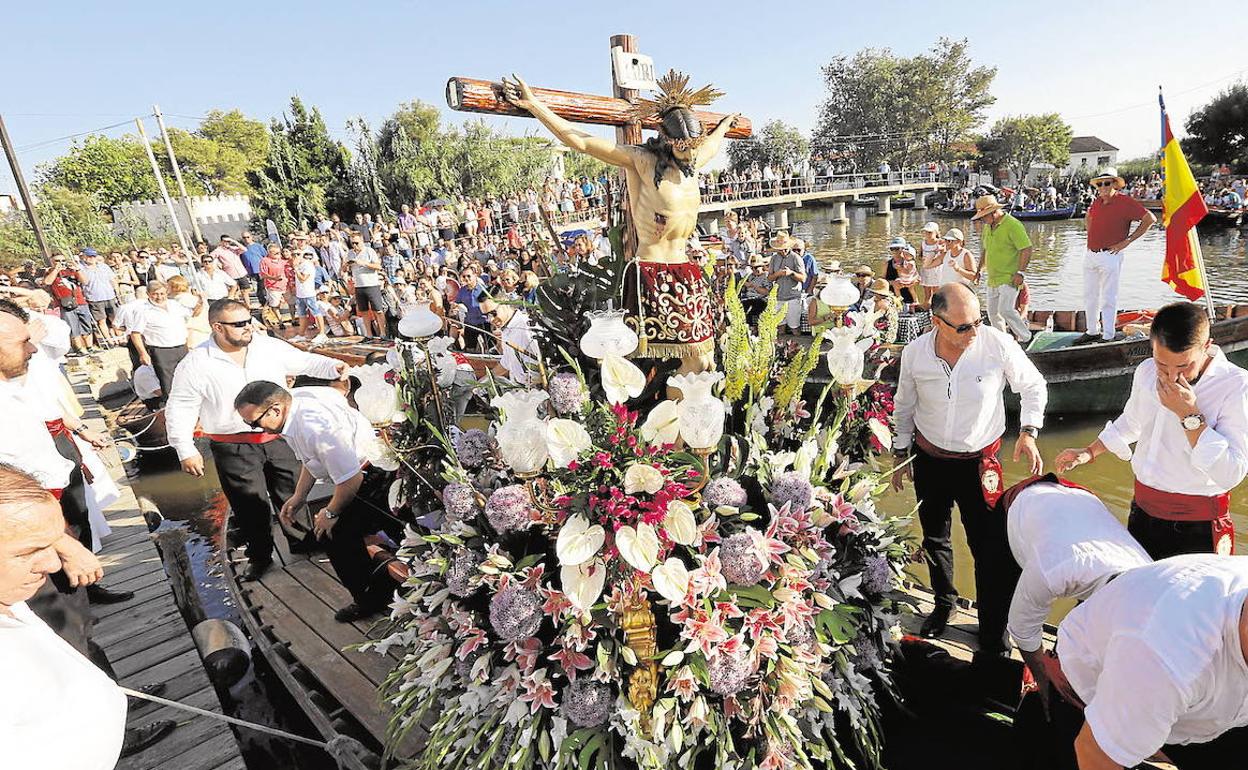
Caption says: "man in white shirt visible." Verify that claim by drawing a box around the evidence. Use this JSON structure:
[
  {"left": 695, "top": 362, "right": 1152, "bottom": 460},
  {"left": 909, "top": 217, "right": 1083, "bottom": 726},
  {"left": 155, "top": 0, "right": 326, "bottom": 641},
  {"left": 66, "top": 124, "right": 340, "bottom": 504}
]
[
  {"left": 347, "top": 234, "right": 387, "bottom": 338},
  {"left": 166, "top": 299, "right": 345, "bottom": 580},
  {"left": 292, "top": 253, "right": 328, "bottom": 344},
  {"left": 479, "top": 297, "right": 539, "bottom": 385},
  {"left": 1057, "top": 302, "right": 1248, "bottom": 559},
  {"left": 112, "top": 286, "right": 148, "bottom": 371},
  {"left": 195, "top": 254, "right": 236, "bottom": 301},
  {"left": 234, "top": 382, "right": 400, "bottom": 621},
  {"left": 127, "top": 280, "right": 197, "bottom": 407},
  {"left": 892, "top": 283, "right": 1047, "bottom": 649},
  {"left": 1056, "top": 555, "right": 1248, "bottom": 770}
]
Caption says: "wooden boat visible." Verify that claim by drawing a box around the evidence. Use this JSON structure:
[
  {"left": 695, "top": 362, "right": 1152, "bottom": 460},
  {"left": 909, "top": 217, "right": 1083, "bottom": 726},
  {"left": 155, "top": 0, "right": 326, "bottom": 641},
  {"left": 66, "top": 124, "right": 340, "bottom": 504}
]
[
  {"left": 891, "top": 195, "right": 916, "bottom": 209},
  {"left": 114, "top": 398, "right": 173, "bottom": 457},
  {"left": 1009, "top": 205, "right": 1077, "bottom": 222},
  {"left": 932, "top": 205, "right": 975, "bottom": 218},
  {"left": 1198, "top": 207, "right": 1244, "bottom": 229},
  {"left": 847, "top": 197, "right": 878, "bottom": 208}
]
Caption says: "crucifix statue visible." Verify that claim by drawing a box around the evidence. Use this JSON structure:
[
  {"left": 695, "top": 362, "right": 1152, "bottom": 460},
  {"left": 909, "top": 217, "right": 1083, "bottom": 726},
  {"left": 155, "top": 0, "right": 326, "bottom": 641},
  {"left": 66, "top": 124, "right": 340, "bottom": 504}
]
[{"left": 445, "top": 56, "right": 751, "bottom": 374}]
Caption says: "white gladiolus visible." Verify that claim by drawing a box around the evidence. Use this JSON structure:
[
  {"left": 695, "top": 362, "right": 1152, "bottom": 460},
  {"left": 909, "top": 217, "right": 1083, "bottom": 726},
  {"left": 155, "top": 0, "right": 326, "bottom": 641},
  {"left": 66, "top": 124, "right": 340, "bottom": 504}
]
[
  {"left": 616, "top": 522, "right": 660, "bottom": 573},
  {"left": 662, "top": 500, "right": 699, "bottom": 546},
  {"left": 623, "top": 463, "right": 665, "bottom": 495},
  {"left": 546, "top": 419, "right": 592, "bottom": 469},
  {"left": 555, "top": 515, "right": 605, "bottom": 566},
  {"left": 601, "top": 353, "right": 645, "bottom": 405}
]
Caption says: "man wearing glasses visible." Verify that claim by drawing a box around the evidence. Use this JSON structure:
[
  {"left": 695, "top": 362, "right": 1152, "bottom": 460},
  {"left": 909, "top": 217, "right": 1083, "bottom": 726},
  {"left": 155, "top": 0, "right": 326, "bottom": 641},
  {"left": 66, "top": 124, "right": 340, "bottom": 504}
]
[
  {"left": 892, "top": 283, "right": 1048, "bottom": 652},
  {"left": 165, "top": 299, "right": 346, "bottom": 581},
  {"left": 1082, "top": 168, "right": 1156, "bottom": 344}
]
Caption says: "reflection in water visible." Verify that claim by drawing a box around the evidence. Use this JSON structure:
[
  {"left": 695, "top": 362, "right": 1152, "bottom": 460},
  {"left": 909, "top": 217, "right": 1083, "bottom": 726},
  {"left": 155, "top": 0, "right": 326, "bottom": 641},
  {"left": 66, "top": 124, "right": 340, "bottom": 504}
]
[{"left": 787, "top": 207, "right": 1248, "bottom": 618}]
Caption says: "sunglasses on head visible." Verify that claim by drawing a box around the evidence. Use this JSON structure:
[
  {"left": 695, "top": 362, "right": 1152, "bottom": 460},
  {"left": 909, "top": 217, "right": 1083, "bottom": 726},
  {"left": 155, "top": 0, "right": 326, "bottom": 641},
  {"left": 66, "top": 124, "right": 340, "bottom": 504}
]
[{"left": 937, "top": 315, "right": 983, "bottom": 334}]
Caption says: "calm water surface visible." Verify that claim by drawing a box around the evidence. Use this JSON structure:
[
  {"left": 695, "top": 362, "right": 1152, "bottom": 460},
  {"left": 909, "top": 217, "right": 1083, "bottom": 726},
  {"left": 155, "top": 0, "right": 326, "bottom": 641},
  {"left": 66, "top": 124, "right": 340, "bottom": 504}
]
[{"left": 790, "top": 206, "right": 1248, "bottom": 614}]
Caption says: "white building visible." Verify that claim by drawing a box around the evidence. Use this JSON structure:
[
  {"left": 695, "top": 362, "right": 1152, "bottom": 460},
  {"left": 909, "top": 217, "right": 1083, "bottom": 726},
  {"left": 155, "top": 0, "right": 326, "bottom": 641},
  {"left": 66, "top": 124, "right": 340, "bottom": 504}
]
[
  {"left": 111, "top": 193, "right": 252, "bottom": 244},
  {"left": 1061, "top": 136, "right": 1119, "bottom": 176}
]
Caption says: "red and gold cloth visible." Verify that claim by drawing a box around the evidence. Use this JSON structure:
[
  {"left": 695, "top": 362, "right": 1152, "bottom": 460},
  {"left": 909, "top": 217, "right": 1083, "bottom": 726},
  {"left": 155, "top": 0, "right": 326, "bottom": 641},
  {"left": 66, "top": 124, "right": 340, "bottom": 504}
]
[
  {"left": 623, "top": 260, "right": 715, "bottom": 361},
  {"left": 1159, "top": 92, "right": 1209, "bottom": 300}
]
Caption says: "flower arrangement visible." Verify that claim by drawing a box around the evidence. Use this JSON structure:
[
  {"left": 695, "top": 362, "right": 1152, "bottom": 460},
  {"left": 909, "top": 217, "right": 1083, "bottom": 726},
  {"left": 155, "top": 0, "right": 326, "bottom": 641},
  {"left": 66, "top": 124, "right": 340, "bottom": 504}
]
[{"left": 368, "top": 288, "right": 909, "bottom": 770}]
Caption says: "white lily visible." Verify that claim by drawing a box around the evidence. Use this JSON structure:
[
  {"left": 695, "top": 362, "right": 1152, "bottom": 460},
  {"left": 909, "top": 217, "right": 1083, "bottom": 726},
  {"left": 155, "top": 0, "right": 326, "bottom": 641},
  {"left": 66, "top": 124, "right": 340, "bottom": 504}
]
[
  {"left": 623, "top": 463, "right": 665, "bottom": 495},
  {"left": 601, "top": 353, "right": 645, "bottom": 405},
  {"left": 546, "top": 419, "right": 592, "bottom": 469},
  {"left": 616, "top": 522, "right": 660, "bottom": 573},
  {"left": 555, "top": 515, "right": 605, "bottom": 566},
  {"left": 663, "top": 500, "right": 699, "bottom": 546},
  {"left": 561, "top": 560, "right": 607, "bottom": 613},
  {"left": 640, "top": 400, "right": 681, "bottom": 445},
  {"left": 652, "top": 558, "right": 690, "bottom": 604}
]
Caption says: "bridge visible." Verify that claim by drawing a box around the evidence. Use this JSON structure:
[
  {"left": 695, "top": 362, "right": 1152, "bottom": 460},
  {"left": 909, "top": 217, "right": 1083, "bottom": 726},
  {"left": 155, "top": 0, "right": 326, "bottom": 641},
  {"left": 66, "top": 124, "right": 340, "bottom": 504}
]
[{"left": 697, "top": 169, "right": 957, "bottom": 231}]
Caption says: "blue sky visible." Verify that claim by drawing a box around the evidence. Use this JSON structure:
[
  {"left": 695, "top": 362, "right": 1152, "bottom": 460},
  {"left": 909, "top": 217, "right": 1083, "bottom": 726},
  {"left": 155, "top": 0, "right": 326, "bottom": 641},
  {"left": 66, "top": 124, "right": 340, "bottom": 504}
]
[{"left": 4, "top": 0, "right": 1245, "bottom": 196}]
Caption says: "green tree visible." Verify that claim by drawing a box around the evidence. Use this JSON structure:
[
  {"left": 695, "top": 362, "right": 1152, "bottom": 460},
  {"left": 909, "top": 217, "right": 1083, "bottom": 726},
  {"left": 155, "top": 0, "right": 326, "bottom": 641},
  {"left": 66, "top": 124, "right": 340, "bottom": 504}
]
[
  {"left": 346, "top": 117, "right": 392, "bottom": 217},
  {"left": 727, "top": 120, "right": 809, "bottom": 173},
  {"left": 0, "top": 186, "right": 136, "bottom": 265},
  {"left": 1182, "top": 83, "right": 1248, "bottom": 171},
  {"left": 248, "top": 96, "right": 351, "bottom": 231},
  {"left": 813, "top": 38, "right": 996, "bottom": 167},
  {"left": 376, "top": 101, "right": 452, "bottom": 206},
  {"left": 977, "top": 114, "right": 1073, "bottom": 184},
  {"left": 563, "top": 150, "right": 612, "bottom": 183},
  {"left": 39, "top": 135, "right": 163, "bottom": 208},
  {"left": 168, "top": 109, "right": 270, "bottom": 195}
]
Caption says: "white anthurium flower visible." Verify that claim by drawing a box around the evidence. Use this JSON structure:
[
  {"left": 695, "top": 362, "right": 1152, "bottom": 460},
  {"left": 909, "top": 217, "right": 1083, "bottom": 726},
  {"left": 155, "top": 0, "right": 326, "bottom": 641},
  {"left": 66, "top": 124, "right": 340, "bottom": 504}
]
[
  {"left": 555, "top": 515, "right": 605, "bottom": 566},
  {"left": 640, "top": 400, "right": 681, "bottom": 446},
  {"left": 435, "top": 353, "right": 458, "bottom": 387},
  {"left": 561, "top": 560, "right": 607, "bottom": 613},
  {"left": 600, "top": 353, "right": 645, "bottom": 405},
  {"left": 652, "top": 558, "right": 690, "bottom": 604},
  {"left": 616, "top": 522, "right": 660, "bottom": 573},
  {"left": 662, "top": 500, "right": 699, "bottom": 546},
  {"left": 623, "top": 463, "right": 665, "bottom": 495},
  {"left": 546, "top": 419, "right": 592, "bottom": 469},
  {"left": 868, "top": 418, "right": 893, "bottom": 451}
]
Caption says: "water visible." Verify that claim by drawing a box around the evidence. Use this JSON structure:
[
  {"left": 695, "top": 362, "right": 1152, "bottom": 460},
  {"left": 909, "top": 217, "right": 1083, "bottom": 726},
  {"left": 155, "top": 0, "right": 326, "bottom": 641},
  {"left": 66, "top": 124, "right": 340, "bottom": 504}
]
[{"left": 789, "top": 206, "right": 1248, "bottom": 615}]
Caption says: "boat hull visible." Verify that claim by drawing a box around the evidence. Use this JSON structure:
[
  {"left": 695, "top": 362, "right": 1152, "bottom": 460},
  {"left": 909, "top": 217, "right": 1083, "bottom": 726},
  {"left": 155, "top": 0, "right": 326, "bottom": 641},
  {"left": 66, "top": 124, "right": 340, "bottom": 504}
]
[{"left": 1010, "top": 206, "right": 1077, "bottom": 222}]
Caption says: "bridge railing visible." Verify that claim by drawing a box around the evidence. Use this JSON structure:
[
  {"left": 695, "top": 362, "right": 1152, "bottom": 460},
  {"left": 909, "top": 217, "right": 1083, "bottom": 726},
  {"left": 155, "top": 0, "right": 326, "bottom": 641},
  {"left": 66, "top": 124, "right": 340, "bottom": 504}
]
[{"left": 700, "top": 169, "right": 954, "bottom": 204}]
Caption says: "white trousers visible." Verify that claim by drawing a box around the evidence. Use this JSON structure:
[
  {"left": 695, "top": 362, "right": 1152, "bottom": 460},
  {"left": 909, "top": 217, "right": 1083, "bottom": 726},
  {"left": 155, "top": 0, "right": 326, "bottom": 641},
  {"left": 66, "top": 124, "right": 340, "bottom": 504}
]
[
  {"left": 1083, "top": 249, "right": 1123, "bottom": 340},
  {"left": 986, "top": 283, "right": 1031, "bottom": 342}
]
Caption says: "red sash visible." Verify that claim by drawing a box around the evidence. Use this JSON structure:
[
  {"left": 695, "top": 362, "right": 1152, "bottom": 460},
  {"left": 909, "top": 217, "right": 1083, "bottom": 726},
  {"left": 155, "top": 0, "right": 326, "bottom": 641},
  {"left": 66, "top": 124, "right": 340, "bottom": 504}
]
[
  {"left": 1133, "top": 481, "right": 1234, "bottom": 555},
  {"left": 207, "top": 432, "right": 283, "bottom": 445},
  {"left": 997, "top": 473, "right": 1092, "bottom": 514},
  {"left": 44, "top": 419, "right": 94, "bottom": 485},
  {"left": 914, "top": 432, "right": 1005, "bottom": 506}
]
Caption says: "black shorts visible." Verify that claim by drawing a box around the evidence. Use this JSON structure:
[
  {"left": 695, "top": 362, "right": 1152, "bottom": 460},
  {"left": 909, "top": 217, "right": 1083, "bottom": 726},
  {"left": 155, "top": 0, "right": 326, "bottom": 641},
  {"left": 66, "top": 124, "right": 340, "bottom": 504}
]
[
  {"left": 438, "top": 227, "right": 455, "bottom": 242},
  {"left": 88, "top": 299, "right": 116, "bottom": 324},
  {"left": 354, "top": 285, "right": 386, "bottom": 312},
  {"left": 63, "top": 306, "right": 94, "bottom": 337}
]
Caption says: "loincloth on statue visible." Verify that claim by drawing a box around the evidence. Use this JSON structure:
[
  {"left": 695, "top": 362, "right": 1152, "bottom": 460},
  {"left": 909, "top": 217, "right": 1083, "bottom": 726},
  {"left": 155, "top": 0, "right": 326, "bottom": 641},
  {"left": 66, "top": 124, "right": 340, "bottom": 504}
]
[{"left": 622, "top": 260, "right": 716, "bottom": 361}]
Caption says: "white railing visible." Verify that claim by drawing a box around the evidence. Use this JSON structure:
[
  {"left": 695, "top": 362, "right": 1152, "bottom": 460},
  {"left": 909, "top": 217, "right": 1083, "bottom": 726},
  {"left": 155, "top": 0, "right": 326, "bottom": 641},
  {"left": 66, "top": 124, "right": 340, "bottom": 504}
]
[{"left": 699, "top": 169, "right": 954, "bottom": 204}]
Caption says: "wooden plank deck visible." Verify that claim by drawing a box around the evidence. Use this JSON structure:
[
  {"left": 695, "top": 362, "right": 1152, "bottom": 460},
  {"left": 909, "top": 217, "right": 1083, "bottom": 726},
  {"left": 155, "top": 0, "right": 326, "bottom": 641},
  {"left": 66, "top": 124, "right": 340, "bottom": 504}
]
[{"left": 72, "top": 375, "right": 246, "bottom": 770}]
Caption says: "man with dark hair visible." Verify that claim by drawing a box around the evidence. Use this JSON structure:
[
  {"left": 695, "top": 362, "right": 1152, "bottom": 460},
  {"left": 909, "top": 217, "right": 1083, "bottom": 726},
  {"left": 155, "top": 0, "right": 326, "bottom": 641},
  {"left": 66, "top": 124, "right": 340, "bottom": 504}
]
[
  {"left": 234, "top": 382, "right": 400, "bottom": 621},
  {"left": 1058, "top": 301, "right": 1248, "bottom": 559},
  {"left": 166, "top": 298, "right": 346, "bottom": 580}
]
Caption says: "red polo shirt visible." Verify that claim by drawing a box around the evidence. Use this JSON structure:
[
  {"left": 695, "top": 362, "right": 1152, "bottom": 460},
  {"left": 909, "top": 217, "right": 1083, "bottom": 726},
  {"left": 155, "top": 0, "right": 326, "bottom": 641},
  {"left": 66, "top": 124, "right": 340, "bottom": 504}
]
[{"left": 1086, "top": 193, "right": 1149, "bottom": 252}]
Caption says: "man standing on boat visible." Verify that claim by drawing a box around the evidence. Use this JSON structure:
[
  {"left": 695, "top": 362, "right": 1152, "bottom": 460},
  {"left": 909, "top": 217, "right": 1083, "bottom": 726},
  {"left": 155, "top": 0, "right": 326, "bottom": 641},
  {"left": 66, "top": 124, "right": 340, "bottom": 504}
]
[
  {"left": 165, "top": 298, "right": 347, "bottom": 581},
  {"left": 973, "top": 195, "right": 1033, "bottom": 344},
  {"left": 892, "top": 283, "right": 1048, "bottom": 650},
  {"left": 1056, "top": 302, "right": 1248, "bottom": 560},
  {"left": 1081, "top": 168, "right": 1156, "bottom": 344}
]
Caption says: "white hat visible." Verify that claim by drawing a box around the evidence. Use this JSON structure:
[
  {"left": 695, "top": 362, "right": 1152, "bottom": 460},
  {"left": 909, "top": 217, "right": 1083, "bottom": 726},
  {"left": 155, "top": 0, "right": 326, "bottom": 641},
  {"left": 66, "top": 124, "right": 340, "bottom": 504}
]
[
  {"left": 1089, "top": 168, "right": 1126, "bottom": 189},
  {"left": 942, "top": 228, "right": 965, "bottom": 242},
  {"left": 922, "top": 222, "right": 940, "bottom": 233}
]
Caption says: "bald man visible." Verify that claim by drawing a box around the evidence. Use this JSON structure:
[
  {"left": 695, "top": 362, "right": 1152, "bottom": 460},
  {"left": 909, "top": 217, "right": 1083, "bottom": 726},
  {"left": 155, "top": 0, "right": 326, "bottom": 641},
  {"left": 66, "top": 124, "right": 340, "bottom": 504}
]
[{"left": 892, "top": 283, "right": 1048, "bottom": 650}]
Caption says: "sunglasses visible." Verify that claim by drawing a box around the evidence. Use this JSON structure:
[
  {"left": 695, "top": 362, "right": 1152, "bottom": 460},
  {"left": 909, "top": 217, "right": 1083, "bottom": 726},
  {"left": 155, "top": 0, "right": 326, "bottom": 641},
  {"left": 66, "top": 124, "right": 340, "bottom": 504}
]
[
  {"left": 937, "top": 315, "right": 983, "bottom": 334},
  {"left": 244, "top": 404, "right": 277, "bottom": 430},
  {"left": 215, "top": 319, "right": 252, "bottom": 328},
  {"left": 1094, "top": 180, "right": 1115, "bottom": 188}
]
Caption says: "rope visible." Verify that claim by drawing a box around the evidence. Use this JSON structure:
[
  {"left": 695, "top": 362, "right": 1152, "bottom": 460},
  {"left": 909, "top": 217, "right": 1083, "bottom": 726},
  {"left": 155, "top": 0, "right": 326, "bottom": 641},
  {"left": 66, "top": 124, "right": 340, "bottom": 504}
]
[{"left": 121, "top": 687, "right": 372, "bottom": 767}]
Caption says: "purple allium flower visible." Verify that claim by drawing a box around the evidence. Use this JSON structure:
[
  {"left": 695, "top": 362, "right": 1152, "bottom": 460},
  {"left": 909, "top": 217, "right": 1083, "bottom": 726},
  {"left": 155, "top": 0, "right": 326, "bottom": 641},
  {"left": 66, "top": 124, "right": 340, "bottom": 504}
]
[
  {"left": 548, "top": 372, "right": 588, "bottom": 416},
  {"left": 485, "top": 485, "right": 533, "bottom": 534},
  {"left": 442, "top": 482, "right": 479, "bottom": 520},
  {"left": 704, "top": 477, "right": 748, "bottom": 508},
  {"left": 446, "top": 549, "right": 483, "bottom": 597},
  {"left": 488, "top": 583, "right": 543, "bottom": 641},
  {"left": 455, "top": 429, "right": 494, "bottom": 468},
  {"left": 770, "top": 471, "right": 814, "bottom": 512},
  {"left": 861, "top": 555, "right": 895, "bottom": 595},
  {"left": 707, "top": 647, "right": 752, "bottom": 695},
  {"left": 562, "top": 678, "right": 613, "bottom": 727},
  {"left": 719, "top": 531, "right": 767, "bottom": 585},
  {"left": 847, "top": 632, "right": 884, "bottom": 671}
]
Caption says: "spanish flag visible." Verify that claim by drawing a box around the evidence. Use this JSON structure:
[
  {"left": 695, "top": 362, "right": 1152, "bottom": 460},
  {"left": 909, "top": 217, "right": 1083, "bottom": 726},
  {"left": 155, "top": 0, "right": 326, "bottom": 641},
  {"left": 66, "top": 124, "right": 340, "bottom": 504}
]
[{"left": 1159, "top": 91, "right": 1208, "bottom": 300}]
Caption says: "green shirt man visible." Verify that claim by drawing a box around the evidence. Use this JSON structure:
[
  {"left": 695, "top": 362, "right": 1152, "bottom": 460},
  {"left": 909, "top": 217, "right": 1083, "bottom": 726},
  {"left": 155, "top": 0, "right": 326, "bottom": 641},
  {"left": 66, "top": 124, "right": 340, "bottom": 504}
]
[{"left": 982, "top": 213, "right": 1032, "bottom": 288}]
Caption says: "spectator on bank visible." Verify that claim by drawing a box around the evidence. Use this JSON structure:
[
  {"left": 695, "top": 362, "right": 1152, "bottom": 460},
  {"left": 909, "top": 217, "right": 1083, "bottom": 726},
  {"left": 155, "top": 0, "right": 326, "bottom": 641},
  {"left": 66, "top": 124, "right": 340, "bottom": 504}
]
[
  {"left": 42, "top": 254, "right": 97, "bottom": 355},
  {"left": 259, "top": 245, "right": 289, "bottom": 330},
  {"left": 196, "top": 253, "right": 237, "bottom": 301},
  {"left": 240, "top": 232, "right": 267, "bottom": 301},
  {"left": 79, "top": 249, "right": 120, "bottom": 346},
  {"left": 347, "top": 234, "right": 386, "bottom": 338},
  {"left": 167, "top": 276, "right": 209, "bottom": 349},
  {"left": 766, "top": 233, "right": 806, "bottom": 334},
  {"left": 129, "top": 279, "right": 197, "bottom": 405}
]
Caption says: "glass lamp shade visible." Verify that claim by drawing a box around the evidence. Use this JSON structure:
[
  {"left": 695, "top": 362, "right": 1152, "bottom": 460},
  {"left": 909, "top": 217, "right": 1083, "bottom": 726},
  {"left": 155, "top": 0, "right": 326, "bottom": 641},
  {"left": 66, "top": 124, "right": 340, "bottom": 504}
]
[
  {"left": 580, "top": 310, "right": 639, "bottom": 359},
  {"left": 491, "top": 390, "right": 550, "bottom": 473},
  {"left": 825, "top": 327, "right": 867, "bottom": 386},
  {"left": 349, "top": 363, "right": 402, "bottom": 425},
  {"left": 819, "top": 275, "right": 861, "bottom": 309},
  {"left": 398, "top": 301, "right": 443, "bottom": 339},
  {"left": 669, "top": 371, "right": 725, "bottom": 450}
]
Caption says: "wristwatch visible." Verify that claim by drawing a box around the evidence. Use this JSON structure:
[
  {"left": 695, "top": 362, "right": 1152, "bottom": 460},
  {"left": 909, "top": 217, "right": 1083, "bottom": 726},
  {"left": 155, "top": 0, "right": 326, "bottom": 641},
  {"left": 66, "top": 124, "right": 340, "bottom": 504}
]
[
  {"left": 1019, "top": 425, "right": 1039, "bottom": 438},
  {"left": 1181, "top": 413, "right": 1206, "bottom": 431},
  {"left": 322, "top": 507, "right": 339, "bottom": 520}
]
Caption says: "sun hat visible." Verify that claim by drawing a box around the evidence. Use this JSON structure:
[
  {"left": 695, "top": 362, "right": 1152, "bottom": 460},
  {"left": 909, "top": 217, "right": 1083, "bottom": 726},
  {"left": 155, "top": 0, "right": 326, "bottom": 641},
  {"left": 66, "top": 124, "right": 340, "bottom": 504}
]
[
  {"left": 887, "top": 236, "right": 908, "bottom": 251},
  {"left": 824, "top": 259, "right": 842, "bottom": 273},
  {"left": 868, "top": 278, "right": 892, "bottom": 296},
  {"left": 902, "top": 245, "right": 917, "bottom": 257},
  {"left": 749, "top": 253, "right": 769, "bottom": 268},
  {"left": 1089, "top": 167, "right": 1126, "bottom": 189},
  {"left": 922, "top": 222, "right": 940, "bottom": 234},
  {"left": 943, "top": 228, "right": 965, "bottom": 242},
  {"left": 854, "top": 264, "right": 875, "bottom": 277},
  {"left": 768, "top": 232, "right": 794, "bottom": 252},
  {"left": 970, "top": 194, "right": 1005, "bottom": 221}
]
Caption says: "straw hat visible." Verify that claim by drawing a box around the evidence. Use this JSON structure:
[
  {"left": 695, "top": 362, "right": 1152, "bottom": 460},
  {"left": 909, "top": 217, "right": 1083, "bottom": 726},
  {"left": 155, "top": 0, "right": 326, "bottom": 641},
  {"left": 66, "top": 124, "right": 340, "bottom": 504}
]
[
  {"left": 942, "top": 227, "right": 965, "bottom": 242},
  {"left": 867, "top": 278, "right": 892, "bottom": 296},
  {"left": 749, "top": 253, "right": 769, "bottom": 268},
  {"left": 768, "top": 232, "right": 794, "bottom": 252},
  {"left": 970, "top": 194, "right": 1005, "bottom": 221},
  {"left": 1089, "top": 167, "right": 1126, "bottom": 189},
  {"left": 824, "top": 259, "right": 842, "bottom": 274},
  {"left": 854, "top": 264, "right": 875, "bottom": 277}
]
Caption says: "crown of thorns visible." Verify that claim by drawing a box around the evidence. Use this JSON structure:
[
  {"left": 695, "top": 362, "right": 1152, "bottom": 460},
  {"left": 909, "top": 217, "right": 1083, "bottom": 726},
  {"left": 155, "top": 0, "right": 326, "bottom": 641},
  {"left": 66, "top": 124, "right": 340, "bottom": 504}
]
[{"left": 629, "top": 69, "right": 723, "bottom": 122}]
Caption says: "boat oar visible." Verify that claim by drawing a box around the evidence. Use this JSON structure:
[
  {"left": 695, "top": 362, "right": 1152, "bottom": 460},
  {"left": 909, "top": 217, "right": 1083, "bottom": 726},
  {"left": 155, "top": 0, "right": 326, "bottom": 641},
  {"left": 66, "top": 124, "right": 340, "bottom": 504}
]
[{"left": 122, "top": 687, "right": 373, "bottom": 768}]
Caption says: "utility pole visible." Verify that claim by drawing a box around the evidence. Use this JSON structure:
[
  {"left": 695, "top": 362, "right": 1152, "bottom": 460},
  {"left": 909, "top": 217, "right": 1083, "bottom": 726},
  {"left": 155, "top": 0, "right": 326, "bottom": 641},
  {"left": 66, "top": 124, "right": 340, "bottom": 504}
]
[
  {"left": 152, "top": 104, "right": 204, "bottom": 244},
  {"left": 134, "top": 116, "right": 191, "bottom": 254},
  {"left": 0, "top": 114, "right": 54, "bottom": 266}
]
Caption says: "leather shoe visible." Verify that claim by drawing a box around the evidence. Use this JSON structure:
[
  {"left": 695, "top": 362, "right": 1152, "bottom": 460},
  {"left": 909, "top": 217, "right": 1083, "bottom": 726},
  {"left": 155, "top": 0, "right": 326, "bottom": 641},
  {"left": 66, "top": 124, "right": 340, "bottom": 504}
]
[
  {"left": 919, "top": 605, "right": 953, "bottom": 639},
  {"left": 239, "top": 560, "right": 272, "bottom": 582},
  {"left": 86, "top": 584, "right": 135, "bottom": 604},
  {"left": 334, "top": 602, "right": 385, "bottom": 623},
  {"left": 120, "top": 720, "right": 176, "bottom": 757}
]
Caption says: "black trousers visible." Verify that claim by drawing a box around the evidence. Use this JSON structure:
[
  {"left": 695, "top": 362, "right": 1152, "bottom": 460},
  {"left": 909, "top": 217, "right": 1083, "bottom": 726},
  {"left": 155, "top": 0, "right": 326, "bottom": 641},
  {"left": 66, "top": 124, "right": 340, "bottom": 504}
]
[
  {"left": 147, "top": 343, "right": 187, "bottom": 407},
  {"left": 210, "top": 438, "right": 300, "bottom": 564},
  {"left": 1128, "top": 503, "right": 1221, "bottom": 560},
  {"left": 324, "top": 467, "right": 403, "bottom": 608},
  {"left": 50, "top": 430, "right": 91, "bottom": 549},
  {"left": 913, "top": 447, "right": 1016, "bottom": 652}
]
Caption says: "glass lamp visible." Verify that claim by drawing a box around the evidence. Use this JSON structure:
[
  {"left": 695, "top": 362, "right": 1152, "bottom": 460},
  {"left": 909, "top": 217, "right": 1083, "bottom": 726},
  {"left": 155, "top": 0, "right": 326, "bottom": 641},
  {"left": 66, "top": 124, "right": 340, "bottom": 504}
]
[
  {"left": 825, "top": 327, "right": 868, "bottom": 386},
  {"left": 491, "top": 390, "right": 550, "bottom": 475},
  {"left": 819, "top": 274, "right": 861, "bottom": 312},
  {"left": 398, "top": 301, "right": 443, "bottom": 339},
  {"left": 580, "top": 309, "right": 639, "bottom": 359},
  {"left": 351, "top": 363, "right": 403, "bottom": 426},
  {"left": 669, "top": 371, "right": 725, "bottom": 450}
]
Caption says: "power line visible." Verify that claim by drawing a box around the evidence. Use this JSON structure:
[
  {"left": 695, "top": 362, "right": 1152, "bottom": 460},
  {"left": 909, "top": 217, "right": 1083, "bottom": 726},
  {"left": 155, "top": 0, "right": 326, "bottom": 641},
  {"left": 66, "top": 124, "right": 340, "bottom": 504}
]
[
  {"left": 14, "top": 119, "right": 137, "bottom": 153},
  {"left": 1069, "top": 67, "right": 1248, "bottom": 121}
]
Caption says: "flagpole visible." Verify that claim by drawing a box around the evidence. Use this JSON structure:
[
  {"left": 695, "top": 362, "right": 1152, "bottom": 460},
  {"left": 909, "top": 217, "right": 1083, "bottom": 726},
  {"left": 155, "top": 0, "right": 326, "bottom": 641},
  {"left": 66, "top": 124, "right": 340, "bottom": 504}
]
[{"left": 1188, "top": 229, "right": 1216, "bottom": 319}]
